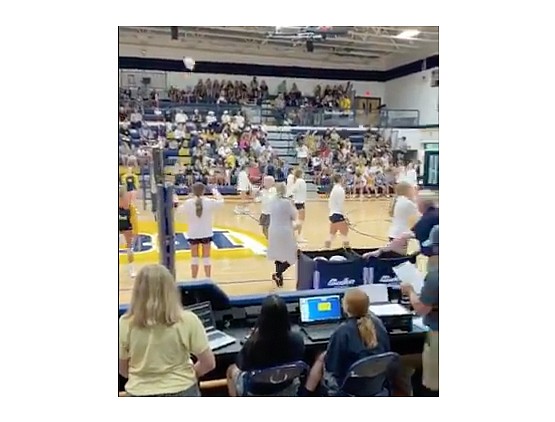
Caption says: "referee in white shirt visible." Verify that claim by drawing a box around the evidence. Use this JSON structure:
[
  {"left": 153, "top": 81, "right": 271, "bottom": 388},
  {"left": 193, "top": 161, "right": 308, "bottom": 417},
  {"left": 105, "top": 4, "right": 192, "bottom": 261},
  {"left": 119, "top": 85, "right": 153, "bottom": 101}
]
[
  {"left": 325, "top": 174, "right": 349, "bottom": 249},
  {"left": 292, "top": 169, "right": 308, "bottom": 243}
]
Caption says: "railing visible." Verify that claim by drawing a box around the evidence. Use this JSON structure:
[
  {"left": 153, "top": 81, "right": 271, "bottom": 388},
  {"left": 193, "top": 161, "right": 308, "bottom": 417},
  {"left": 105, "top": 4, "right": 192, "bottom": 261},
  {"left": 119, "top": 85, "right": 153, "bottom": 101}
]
[{"left": 120, "top": 99, "right": 421, "bottom": 128}]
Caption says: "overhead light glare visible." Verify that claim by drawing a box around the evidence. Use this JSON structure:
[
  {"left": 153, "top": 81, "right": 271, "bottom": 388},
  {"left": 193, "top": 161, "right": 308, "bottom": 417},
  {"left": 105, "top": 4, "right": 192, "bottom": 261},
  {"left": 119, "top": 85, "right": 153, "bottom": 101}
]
[{"left": 395, "top": 29, "right": 420, "bottom": 39}]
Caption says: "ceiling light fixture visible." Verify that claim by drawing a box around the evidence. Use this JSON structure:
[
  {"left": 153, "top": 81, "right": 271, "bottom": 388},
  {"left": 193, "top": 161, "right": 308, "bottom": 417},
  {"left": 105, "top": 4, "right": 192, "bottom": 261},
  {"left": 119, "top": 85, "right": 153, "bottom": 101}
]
[{"left": 395, "top": 29, "right": 421, "bottom": 39}]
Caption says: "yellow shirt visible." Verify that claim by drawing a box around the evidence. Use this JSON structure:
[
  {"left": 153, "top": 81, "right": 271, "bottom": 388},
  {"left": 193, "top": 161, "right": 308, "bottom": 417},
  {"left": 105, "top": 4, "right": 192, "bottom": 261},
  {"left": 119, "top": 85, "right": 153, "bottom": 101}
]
[
  {"left": 225, "top": 155, "right": 236, "bottom": 168},
  {"left": 119, "top": 310, "right": 209, "bottom": 396}
]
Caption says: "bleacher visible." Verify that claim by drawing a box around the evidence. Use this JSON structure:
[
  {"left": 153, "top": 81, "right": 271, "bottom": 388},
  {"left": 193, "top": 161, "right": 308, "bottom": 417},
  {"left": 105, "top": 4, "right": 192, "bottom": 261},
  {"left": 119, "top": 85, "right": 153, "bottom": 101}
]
[{"left": 119, "top": 100, "right": 422, "bottom": 200}]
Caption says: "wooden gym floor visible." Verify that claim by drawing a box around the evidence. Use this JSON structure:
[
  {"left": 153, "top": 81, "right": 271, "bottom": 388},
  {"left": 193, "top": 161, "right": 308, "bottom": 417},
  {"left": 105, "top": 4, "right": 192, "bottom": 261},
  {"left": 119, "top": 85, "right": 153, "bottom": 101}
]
[{"left": 119, "top": 197, "right": 412, "bottom": 305}]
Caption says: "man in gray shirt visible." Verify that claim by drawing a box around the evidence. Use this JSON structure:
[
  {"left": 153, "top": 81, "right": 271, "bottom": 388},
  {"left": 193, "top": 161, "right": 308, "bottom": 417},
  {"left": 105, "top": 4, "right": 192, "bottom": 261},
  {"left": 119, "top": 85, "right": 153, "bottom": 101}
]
[{"left": 401, "top": 225, "right": 439, "bottom": 395}]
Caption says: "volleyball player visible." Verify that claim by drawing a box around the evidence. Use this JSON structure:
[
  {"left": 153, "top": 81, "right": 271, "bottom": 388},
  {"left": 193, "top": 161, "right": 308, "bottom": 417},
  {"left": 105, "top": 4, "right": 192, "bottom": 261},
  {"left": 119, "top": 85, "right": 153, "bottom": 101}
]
[
  {"left": 325, "top": 174, "right": 349, "bottom": 249},
  {"left": 121, "top": 167, "right": 139, "bottom": 203},
  {"left": 235, "top": 166, "right": 251, "bottom": 215},
  {"left": 181, "top": 183, "right": 224, "bottom": 279},
  {"left": 286, "top": 168, "right": 295, "bottom": 198},
  {"left": 388, "top": 181, "right": 420, "bottom": 254},
  {"left": 119, "top": 186, "right": 139, "bottom": 277},
  {"left": 291, "top": 168, "right": 307, "bottom": 242},
  {"left": 259, "top": 176, "right": 277, "bottom": 239},
  {"left": 267, "top": 183, "right": 298, "bottom": 288},
  {"left": 354, "top": 169, "right": 367, "bottom": 200},
  {"left": 404, "top": 162, "right": 419, "bottom": 188}
]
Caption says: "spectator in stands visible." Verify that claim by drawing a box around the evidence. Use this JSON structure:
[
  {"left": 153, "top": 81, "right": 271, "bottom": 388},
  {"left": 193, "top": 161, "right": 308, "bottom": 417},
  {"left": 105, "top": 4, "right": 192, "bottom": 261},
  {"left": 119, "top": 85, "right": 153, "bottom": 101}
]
[
  {"left": 296, "top": 137, "right": 309, "bottom": 169},
  {"left": 259, "top": 80, "right": 269, "bottom": 99},
  {"left": 302, "top": 288, "right": 403, "bottom": 396},
  {"left": 119, "top": 264, "right": 216, "bottom": 397},
  {"left": 226, "top": 295, "right": 305, "bottom": 396}
]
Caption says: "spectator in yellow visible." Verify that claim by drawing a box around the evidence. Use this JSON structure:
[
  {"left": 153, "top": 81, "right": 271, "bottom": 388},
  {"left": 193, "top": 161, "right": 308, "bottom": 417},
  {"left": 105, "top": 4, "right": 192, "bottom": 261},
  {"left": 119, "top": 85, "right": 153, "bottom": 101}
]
[
  {"left": 225, "top": 153, "right": 236, "bottom": 169},
  {"left": 119, "top": 264, "right": 216, "bottom": 396},
  {"left": 340, "top": 96, "right": 351, "bottom": 111}
]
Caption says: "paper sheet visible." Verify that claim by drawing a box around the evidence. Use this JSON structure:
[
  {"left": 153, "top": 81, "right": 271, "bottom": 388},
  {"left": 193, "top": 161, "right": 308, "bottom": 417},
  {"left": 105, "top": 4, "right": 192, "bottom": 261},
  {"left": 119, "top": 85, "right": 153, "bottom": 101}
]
[
  {"left": 369, "top": 303, "right": 412, "bottom": 316},
  {"left": 358, "top": 284, "right": 389, "bottom": 304},
  {"left": 393, "top": 261, "right": 425, "bottom": 294}
]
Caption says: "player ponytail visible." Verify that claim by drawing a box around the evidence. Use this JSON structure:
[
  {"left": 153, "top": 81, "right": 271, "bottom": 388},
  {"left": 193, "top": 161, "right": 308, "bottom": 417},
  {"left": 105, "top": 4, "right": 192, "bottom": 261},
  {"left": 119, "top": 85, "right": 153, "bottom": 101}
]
[
  {"left": 343, "top": 288, "right": 378, "bottom": 348},
  {"left": 192, "top": 183, "right": 205, "bottom": 218}
]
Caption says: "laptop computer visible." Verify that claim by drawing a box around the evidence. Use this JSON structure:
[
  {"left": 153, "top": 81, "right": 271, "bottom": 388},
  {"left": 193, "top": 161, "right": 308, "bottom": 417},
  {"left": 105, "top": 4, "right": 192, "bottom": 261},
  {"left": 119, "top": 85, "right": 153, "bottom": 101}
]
[
  {"left": 185, "top": 301, "right": 236, "bottom": 351},
  {"left": 299, "top": 295, "right": 343, "bottom": 342}
]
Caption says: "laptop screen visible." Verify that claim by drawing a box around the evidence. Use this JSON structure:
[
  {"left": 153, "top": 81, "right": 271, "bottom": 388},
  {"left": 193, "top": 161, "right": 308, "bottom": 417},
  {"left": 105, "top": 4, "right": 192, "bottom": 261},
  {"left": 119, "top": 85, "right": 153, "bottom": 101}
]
[
  {"left": 185, "top": 301, "right": 216, "bottom": 331},
  {"left": 299, "top": 295, "right": 342, "bottom": 323}
]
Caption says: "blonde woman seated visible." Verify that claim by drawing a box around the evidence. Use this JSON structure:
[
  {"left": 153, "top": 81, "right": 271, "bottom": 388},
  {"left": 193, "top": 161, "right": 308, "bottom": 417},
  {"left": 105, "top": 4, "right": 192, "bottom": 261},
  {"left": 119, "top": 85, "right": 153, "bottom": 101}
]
[
  {"left": 119, "top": 264, "right": 216, "bottom": 397},
  {"left": 302, "top": 288, "right": 399, "bottom": 396}
]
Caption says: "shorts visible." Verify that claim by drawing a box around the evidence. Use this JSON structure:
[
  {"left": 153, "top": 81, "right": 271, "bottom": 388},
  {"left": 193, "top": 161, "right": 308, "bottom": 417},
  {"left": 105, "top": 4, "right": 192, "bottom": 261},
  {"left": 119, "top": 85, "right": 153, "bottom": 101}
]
[
  {"left": 188, "top": 237, "right": 213, "bottom": 245},
  {"left": 259, "top": 213, "right": 270, "bottom": 227},
  {"left": 119, "top": 224, "right": 132, "bottom": 233},
  {"left": 329, "top": 213, "right": 345, "bottom": 223},
  {"left": 422, "top": 331, "right": 439, "bottom": 391},
  {"left": 294, "top": 203, "right": 305, "bottom": 210}
]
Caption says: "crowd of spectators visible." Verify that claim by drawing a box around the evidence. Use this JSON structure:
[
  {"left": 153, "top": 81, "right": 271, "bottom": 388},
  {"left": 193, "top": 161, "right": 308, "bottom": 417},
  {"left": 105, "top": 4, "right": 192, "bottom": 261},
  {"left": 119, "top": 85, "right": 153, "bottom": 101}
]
[
  {"left": 120, "top": 78, "right": 353, "bottom": 113},
  {"left": 295, "top": 128, "right": 418, "bottom": 196},
  {"left": 119, "top": 106, "right": 288, "bottom": 189},
  {"left": 168, "top": 77, "right": 270, "bottom": 105}
]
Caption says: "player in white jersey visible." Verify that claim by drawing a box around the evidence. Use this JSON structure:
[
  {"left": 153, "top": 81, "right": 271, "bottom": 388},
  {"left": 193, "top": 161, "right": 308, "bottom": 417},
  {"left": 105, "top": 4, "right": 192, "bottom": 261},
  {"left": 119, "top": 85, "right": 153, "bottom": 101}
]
[
  {"left": 181, "top": 182, "right": 224, "bottom": 278},
  {"left": 259, "top": 175, "right": 277, "bottom": 239},
  {"left": 388, "top": 181, "right": 420, "bottom": 254},
  {"left": 403, "top": 162, "right": 419, "bottom": 188},
  {"left": 285, "top": 168, "right": 295, "bottom": 198},
  {"left": 325, "top": 174, "right": 349, "bottom": 249},
  {"left": 292, "top": 168, "right": 308, "bottom": 242},
  {"left": 235, "top": 166, "right": 251, "bottom": 215}
]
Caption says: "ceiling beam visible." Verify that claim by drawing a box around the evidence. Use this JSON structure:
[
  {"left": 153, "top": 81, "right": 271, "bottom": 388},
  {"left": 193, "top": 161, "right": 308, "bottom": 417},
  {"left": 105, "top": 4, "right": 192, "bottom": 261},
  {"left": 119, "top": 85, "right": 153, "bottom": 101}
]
[
  {"left": 119, "top": 27, "right": 401, "bottom": 55},
  {"left": 119, "top": 39, "right": 381, "bottom": 68}
]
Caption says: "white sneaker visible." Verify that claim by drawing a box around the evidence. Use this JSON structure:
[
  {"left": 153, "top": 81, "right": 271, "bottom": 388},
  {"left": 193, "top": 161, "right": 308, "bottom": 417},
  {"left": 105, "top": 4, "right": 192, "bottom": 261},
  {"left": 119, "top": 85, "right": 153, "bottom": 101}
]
[
  {"left": 298, "top": 237, "right": 308, "bottom": 243},
  {"left": 129, "top": 267, "right": 136, "bottom": 278},
  {"left": 234, "top": 207, "right": 243, "bottom": 215}
]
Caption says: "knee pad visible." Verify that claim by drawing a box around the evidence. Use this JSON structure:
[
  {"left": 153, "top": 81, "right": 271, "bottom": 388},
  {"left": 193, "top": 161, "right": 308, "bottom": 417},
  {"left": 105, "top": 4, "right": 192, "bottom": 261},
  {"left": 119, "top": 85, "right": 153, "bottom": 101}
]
[
  {"left": 190, "top": 257, "right": 199, "bottom": 265},
  {"left": 202, "top": 257, "right": 211, "bottom": 266}
]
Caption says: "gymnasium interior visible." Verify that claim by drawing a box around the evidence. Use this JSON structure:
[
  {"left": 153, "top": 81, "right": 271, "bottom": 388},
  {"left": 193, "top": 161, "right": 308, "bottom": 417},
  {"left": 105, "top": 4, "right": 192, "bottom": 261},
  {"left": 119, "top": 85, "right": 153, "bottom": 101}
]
[{"left": 118, "top": 26, "right": 439, "bottom": 397}]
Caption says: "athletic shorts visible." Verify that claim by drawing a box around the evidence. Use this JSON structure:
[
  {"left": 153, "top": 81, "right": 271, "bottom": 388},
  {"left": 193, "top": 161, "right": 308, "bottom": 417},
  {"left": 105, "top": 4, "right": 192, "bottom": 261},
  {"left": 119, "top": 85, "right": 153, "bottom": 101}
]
[
  {"left": 259, "top": 213, "right": 270, "bottom": 227},
  {"left": 119, "top": 222, "right": 132, "bottom": 233},
  {"left": 329, "top": 213, "right": 345, "bottom": 223},
  {"left": 188, "top": 237, "right": 213, "bottom": 245},
  {"left": 294, "top": 203, "right": 305, "bottom": 210}
]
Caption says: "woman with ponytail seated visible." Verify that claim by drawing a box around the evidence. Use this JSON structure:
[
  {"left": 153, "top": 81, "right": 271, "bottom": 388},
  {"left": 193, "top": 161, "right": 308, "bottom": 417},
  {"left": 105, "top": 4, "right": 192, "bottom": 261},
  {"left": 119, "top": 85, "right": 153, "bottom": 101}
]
[
  {"left": 180, "top": 182, "right": 224, "bottom": 279},
  {"left": 302, "top": 288, "right": 395, "bottom": 396}
]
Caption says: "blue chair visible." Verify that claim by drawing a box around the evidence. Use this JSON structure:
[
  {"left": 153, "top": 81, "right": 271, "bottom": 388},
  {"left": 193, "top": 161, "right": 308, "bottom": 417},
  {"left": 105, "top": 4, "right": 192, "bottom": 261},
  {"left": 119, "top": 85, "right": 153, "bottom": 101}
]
[
  {"left": 338, "top": 352, "right": 399, "bottom": 397},
  {"left": 240, "top": 361, "right": 309, "bottom": 397}
]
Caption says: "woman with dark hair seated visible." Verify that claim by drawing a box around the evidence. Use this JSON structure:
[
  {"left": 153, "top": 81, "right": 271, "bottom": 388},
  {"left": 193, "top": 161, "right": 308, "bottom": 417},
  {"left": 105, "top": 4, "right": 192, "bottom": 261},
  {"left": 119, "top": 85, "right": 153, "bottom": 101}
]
[
  {"left": 226, "top": 295, "right": 305, "bottom": 396},
  {"left": 303, "top": 288, "right": 401, "bottom": 396}
]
